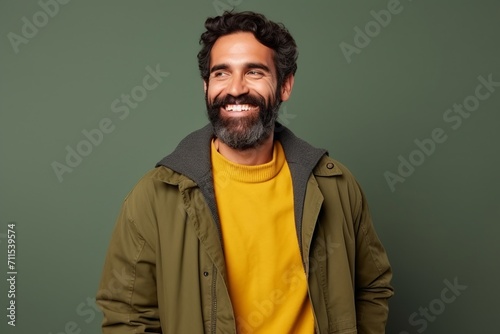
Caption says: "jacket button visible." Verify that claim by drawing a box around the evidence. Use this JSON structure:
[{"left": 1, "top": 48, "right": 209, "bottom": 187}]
[
  {"left": 326, "top": 163, "right": 334, "bottom": 169},
  {"left": 203, "top": 272, "right": 209, "bottom": 277}
]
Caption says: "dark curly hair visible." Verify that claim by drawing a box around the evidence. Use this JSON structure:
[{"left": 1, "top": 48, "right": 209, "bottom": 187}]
[{"left": 197, "top": 11, "right": 298, "bottom": 89}]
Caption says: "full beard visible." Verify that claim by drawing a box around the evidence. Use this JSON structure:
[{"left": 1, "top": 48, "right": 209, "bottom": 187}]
[{"left": 206, "top": 91, "right": 282, "bottom": 150}]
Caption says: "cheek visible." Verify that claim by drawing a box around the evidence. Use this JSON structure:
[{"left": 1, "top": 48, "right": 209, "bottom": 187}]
[
  {"left": 207, "top": 81, "right": 226, "bottom": 98},
  {"left": 206, "top": 87, "right": 220, "bottom": 102},
  {"left": 249, "top": 80, "right": 277, "bottom": 98}
]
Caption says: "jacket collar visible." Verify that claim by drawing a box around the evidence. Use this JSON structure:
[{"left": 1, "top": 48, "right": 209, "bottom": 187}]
[
  {"left": 155, "top": 123, "right": 328, "bottom": 182},
  {"left": 155, "top": 123, "right": 332, "bottom": 244},
  {"left": 156, "top": 124, "right": 214, "bottom": 186}
]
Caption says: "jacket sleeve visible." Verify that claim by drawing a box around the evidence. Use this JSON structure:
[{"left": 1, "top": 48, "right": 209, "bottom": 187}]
[
  {"left": 353, "top": 183, "right": 394, "bottom": 334},
  {"left": 96, "top": 193, "right": 161, "bottom": 333}
]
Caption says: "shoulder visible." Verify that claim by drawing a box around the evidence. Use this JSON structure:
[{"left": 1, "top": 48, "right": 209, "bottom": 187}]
[
  {"left": 122, "top": 167, "right": 195, "bottom": 218},
  {"left": 127, "top": 167, "right": 196, "bottom": 197},
  {"left": 313, "top": 155, "right": 364, "bottom": 212},
  {"left": 313, "top": 155, "right": 358, "bottom": 185}
]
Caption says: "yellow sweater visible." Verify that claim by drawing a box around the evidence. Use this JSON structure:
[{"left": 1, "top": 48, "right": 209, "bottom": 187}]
[{"left": 211, "top": 140, "right": 314, "bottom": 333}]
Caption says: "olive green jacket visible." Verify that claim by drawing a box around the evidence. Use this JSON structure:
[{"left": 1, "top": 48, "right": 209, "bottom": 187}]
[{"left": 96, "top": 124, "right": 393, "bottom": 333}]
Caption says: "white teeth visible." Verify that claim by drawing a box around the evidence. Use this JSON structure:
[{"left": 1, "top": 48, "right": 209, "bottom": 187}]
[{"left": 225, "top": 104, "right": 254, "bottom": 111}]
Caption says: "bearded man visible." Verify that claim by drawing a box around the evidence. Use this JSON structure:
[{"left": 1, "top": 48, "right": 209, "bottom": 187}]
[{"left": 96, "top": 11, "right": 393, "bottom": 334}]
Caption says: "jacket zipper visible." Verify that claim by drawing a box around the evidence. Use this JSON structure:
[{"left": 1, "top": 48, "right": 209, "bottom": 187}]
[{"left": 211, "top": 264, "right": 217, "bottom": 334}]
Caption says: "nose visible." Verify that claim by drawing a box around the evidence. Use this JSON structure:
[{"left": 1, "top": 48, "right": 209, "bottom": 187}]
[{"left": 227, "top": 74, "right": 249, "bottom": 97}]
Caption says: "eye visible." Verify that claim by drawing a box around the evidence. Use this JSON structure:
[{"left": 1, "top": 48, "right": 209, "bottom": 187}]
[
  {"left": 247, "top": 70, "right": 264, "bottom": 78},
  {"left": 212, "top": 71, "right": 228, "bottom": 78}
]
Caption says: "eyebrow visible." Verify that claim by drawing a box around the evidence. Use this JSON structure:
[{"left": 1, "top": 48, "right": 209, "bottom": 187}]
[{"left": 210, "top": 62, "right": 272, "bottom": 74}]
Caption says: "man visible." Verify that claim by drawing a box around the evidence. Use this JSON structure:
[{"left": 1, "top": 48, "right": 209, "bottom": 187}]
[{"left": 96, "top": 11, "right": 393, "bottom": 333}]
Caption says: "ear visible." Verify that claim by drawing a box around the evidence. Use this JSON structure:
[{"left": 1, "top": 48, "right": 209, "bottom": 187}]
[
  {"left": 203, "top": 80, "right": 208, "bottom": 93},
  {"left": 280, "top": 75, "right": 295, "bottom": 102}
]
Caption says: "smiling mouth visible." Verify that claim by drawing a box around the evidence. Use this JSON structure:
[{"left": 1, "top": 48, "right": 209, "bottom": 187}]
[{"left": 224, "top": 104, "right": 259, "bottom": 112}]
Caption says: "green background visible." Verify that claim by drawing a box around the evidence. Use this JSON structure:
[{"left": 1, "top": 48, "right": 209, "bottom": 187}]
[{"left": 1, "top": 0, "right": 499, "bottom": 333}]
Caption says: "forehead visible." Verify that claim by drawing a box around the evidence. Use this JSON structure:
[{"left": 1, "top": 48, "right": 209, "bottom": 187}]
[{"left": 210, "top": 32, "right": 275, "bottom": 71}]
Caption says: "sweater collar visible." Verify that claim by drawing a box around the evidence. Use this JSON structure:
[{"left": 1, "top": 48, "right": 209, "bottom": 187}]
[
  {"left": 155, "top": 123, "right": 327, "bottom": 186},
  {"left": 211, "top": 140, "right": 287, "bottom": 183}
]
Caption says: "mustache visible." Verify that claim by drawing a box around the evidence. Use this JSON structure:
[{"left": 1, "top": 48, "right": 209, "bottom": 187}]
[{"left": 210, "top": 94, "right": 268, "bottom": 109}]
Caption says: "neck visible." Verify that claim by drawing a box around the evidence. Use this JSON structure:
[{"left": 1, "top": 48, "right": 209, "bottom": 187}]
[{"left": 215, "top": 134, "right": 275, "bottom": 165}]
